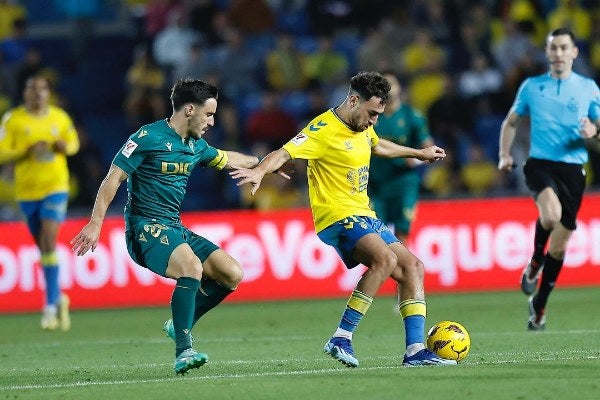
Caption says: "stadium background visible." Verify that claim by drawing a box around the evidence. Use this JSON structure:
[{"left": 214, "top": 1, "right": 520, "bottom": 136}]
[{"left": 1, "top": 0, "right": 600, "bottom": 311}]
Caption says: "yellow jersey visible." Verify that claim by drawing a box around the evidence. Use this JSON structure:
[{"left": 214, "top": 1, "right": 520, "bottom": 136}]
[
  {"left": 0, "top": 105, "right": 79, "bottom": 201},
  {"left": 283, "top": 109, "right": 378, "bottom": 232}
]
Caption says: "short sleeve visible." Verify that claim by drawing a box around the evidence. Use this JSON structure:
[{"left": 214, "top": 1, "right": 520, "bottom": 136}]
[
  {"left": 283, "top": 120, "right": 328, "bottom": 160},
  {"left": 201, "top": 147, "right": 228, "bottom": 170},
  {"left": 112, "top": 130, "right": 149, "bottom": 174},
  {"left": 512, "top": 79, "right": 530, "bottom": 116}
]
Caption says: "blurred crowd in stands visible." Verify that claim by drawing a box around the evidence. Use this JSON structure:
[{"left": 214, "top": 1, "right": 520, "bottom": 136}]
[{"left": 1, "top": 0, "right": 600, "bottom": 221}]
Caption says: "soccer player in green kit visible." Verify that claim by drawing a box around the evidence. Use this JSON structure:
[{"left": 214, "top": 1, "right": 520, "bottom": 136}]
[{"left": 71, "top": 79, "right": 288, "bottom": 375}]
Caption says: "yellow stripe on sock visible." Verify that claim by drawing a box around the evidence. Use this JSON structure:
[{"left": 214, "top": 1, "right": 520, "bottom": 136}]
[
  {"left": 41, "top": 252, "right": 58, "bottom": 266},
  {"left": 347, "top": 290, "right": 373, "bottom": 314},
  {"left": 398, "top": 299, "right": 426, "bottom": 318}
]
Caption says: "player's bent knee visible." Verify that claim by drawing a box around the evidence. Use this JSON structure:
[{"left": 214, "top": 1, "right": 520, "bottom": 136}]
[
  {"left": 402, "top": 257, "right": 424, "bottom": 277},
  {"left": 167, "top": 261, "right": 203, "bottom": 280},
  {"left": 372, "top": 252, "right": 398, "bottom": 276},
  {"left": 224, "top": 261, "right": 244, "bottom": 289}
]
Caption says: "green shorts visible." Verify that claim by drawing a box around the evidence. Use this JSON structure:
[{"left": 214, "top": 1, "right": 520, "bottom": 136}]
[
  {"left": 125, "top": 217, "right": 219, "bottom": 277},
  {"left": 370, "top": 173, "right": 420, "bottom": 234}
]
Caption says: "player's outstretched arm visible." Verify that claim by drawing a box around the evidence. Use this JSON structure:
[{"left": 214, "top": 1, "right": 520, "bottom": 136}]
[
  {"left": 498, "top": 110, "right": 520, "bottom": 172},
  {"left": 230, "top": 148, "right": 292, "bottom": 195},
  {"left": 224, "top": 151, "right": 260, "bottom": 169},
  {"left": 372, "top": 138, "right": 446, "bottom": 162},
  {"left": 70, "top": 164, "right": 127, "bottom": 256}
]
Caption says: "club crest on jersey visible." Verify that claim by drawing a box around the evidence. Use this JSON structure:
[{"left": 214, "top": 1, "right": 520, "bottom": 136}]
[
  {"left": 121, "top": 139, "right": 138, "bottom": 158},
  {"left": 291, "top": 132, "right": 308, "bottom": 146},
  {"left": 567, "top": 98, "right": 578, "bottom": 113}
]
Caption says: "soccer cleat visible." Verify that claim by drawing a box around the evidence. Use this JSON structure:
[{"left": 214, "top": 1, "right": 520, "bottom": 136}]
[
  {"left": 402, "top": 349, "right": 458, "bottom": 367},
  {"left": 162, "top": 319, "right": 194, "bottom": 344},
  {"left": 527, "top": 296, "right": 546, "bottom": 331},
  {"left": 41, "top": 306, "right": 58, "bottom": 330},
  {"left": 521, "top": 259, "right": 543, "bottom": 295},
  {"left": 174, "top": 348, "right": 208, "bottom": 375},
  {"left": 58, "top": 294, "right": 71, "bottom": 331},
  {"left": 323, "top": 337, "right": 359, "bottom": 368}
]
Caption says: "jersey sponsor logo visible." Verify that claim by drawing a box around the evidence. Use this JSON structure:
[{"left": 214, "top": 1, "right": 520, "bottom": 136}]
[
  {"left": 137, "top": 129, "right": 148, "bottom": 138},
  {"left": 291, "top": 132, "right": 308, "bottom": 146},
  {"left": 121, "top": 139, "right": 138, "bottom": 158},
  {"left": 308, "top": 120, "right": 327, "bottom": 132},
  {"left": 161, "top": 162, "right": 191, "bottom": 175},
  {"left": 165, "top": 142, "right": 172, "bottom": 151},
  {"left": 344, "top": 140, "right": 353, "bottom": 150}
]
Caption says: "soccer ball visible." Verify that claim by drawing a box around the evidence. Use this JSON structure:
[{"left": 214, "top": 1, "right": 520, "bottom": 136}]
[{"left": 426, "top": 320, "right": 470, "bottom": 362}]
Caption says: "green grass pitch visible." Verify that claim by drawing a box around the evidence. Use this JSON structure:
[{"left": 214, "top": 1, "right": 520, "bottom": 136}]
[{"left": 1, "top": 287, "right": 599, "bottom": 400}]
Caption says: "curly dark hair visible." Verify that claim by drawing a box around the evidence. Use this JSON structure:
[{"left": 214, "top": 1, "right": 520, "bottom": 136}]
[
  {"left": 170, "top": 78, "right": 219, "bottom": 111},
  {"left": 349, "top": 71, "right": 391, "bottom": 104}
]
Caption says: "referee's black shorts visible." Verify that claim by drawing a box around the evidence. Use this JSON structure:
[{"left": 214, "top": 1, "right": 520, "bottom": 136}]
[{"left": 523, "top": 157, "right": 586, "bottom": 230}]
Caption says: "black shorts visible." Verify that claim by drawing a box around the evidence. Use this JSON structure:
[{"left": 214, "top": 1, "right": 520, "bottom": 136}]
[{"left": 523, "top": 158, "right": 586, "bottom": 230}]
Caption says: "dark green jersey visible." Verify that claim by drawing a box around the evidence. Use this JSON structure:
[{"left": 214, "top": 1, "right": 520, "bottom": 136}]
[
  {"left": 370, "top": 104, "right": 431, "bottom": 186},
  {"left": 113, "top": 119, "right": 227, "bottom": 223}
]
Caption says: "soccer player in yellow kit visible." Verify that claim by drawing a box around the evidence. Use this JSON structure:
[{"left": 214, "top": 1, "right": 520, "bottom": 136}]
[
  {"left": 231, "top": 71, "right": 456, "bottom": 367},
  {"left": 0, "top": 75, "right": 79, "bottom": 330}
]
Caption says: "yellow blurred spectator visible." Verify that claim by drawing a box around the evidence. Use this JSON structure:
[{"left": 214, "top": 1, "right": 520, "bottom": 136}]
[
  {"left": 547, "top": 0, "right": 592, "bottom": 41},
  {"left": 0, "top": 0, "right": 26, "bottom": 41}
]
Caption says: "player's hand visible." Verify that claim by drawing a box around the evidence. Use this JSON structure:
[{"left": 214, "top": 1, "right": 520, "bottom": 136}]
[
  {"left": 230, "top": 167, "right": 266, "bottom": 196},
  {"left": 498, "top": 155, "right": 514, "bottom": 172},
  {"left": 419, "top": 145, "right": 446, "bottom": 162},
  {"left": 28, "top": 141, "right": 51, "bottom": 160},
  {"left": 580, "top": 117, "right": 598, "bottom": 139},
  {"left": 70, "top": 220, "right": 102, "bottom": 256},
  {"left": 53, "top": 140, "right": 67, "bottom": 153}
]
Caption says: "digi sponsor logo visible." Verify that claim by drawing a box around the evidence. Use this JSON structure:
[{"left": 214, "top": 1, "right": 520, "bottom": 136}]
[
  {"left": 161, "top": 162, "right": 191, "bottom": 175},
  {"left": 121, "top": 139, "right": 138, "bottom": 158}
]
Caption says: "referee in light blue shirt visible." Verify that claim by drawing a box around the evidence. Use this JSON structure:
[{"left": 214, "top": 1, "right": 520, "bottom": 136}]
[{"left": 498, "top": 27, "right": 600, "bottom": 331}]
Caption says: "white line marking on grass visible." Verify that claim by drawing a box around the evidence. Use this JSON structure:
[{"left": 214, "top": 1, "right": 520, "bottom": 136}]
[
  {"left": 2, "top": 354, "right": 599, "bottom": 391},
  {"left": 1, "top": 334, "right": 321, "bottom": 349},
  {"left": 5, "top": 328, "right": 599, "bottom": 350}
]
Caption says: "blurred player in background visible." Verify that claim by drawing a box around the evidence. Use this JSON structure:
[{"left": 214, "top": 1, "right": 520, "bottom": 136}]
[
  {"left": 0, "top": 75, "right": 79, "bottom": 331},
  {"left": 71, "top": 79, "right": 288, "bottom": 375},
  {"left": 498, "top": 28, "right": 600, "bottom": 331},
  {"left": 369, "top": 72, "right": 434, "bottom": 242},
  {"left": 231, "top": 71, "right": 456, "bottom": 367}
]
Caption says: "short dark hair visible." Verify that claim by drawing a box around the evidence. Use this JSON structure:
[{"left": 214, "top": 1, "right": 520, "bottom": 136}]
[
  {"left": 548, "top": 27, "right": 577, "bottom": 45},
  {"left": 349, "top": 71, "right": 390, "bottom": 104},
  {"left": 170, "top": 79, "right": 218, "bottom": 111}
]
